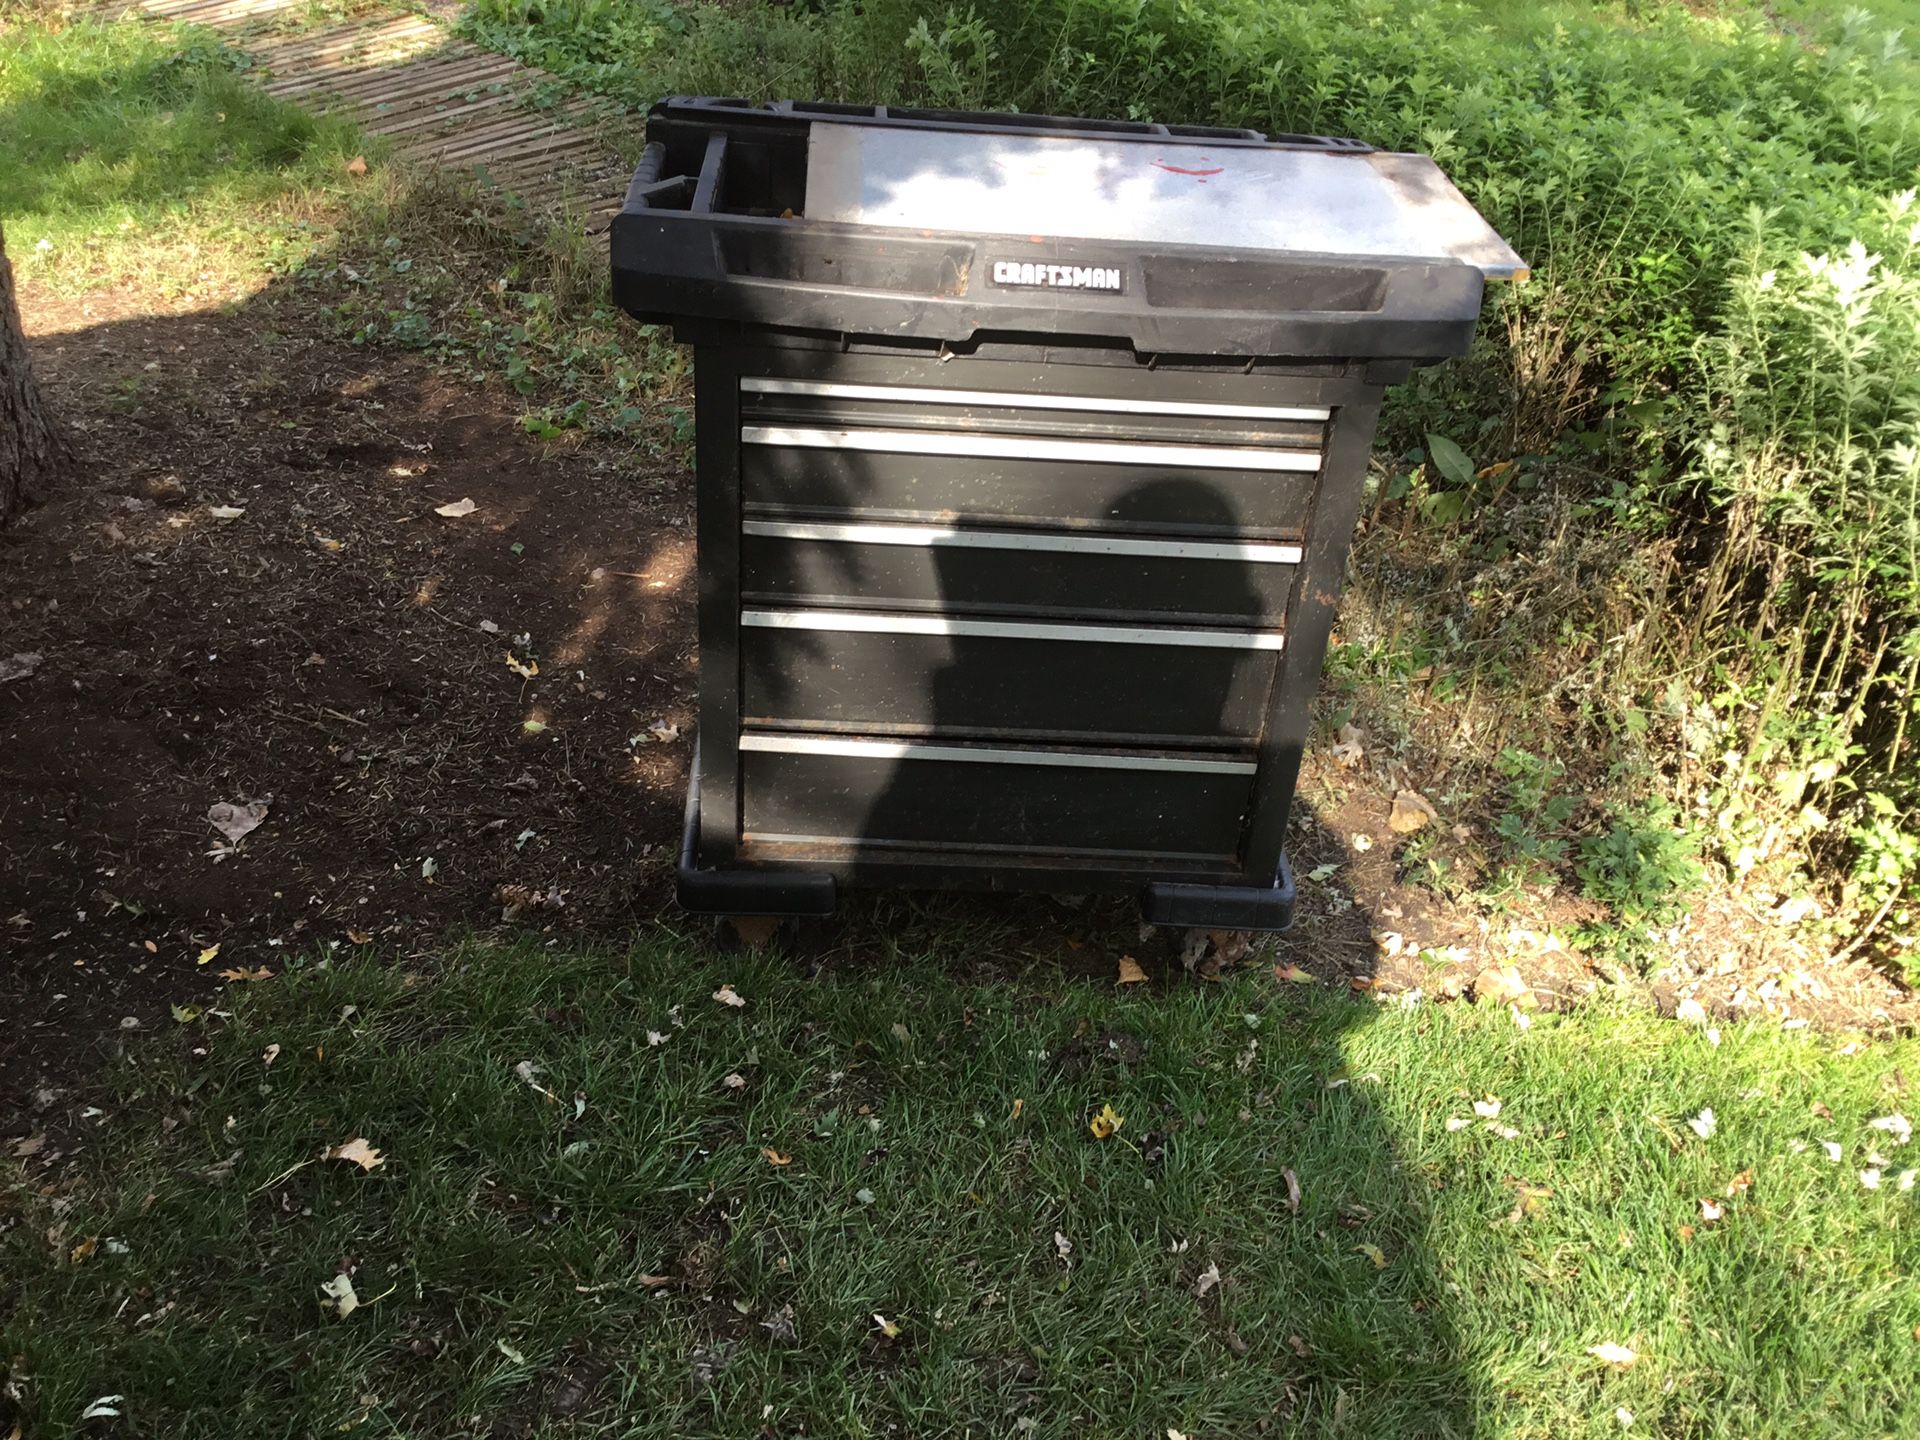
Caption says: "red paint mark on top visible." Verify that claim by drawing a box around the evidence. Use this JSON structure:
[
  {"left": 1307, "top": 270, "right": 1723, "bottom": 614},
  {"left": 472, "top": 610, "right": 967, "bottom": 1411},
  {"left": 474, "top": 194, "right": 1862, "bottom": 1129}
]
[{"left": 1153, "top": 158, "right": 1225, "bottom": 177}]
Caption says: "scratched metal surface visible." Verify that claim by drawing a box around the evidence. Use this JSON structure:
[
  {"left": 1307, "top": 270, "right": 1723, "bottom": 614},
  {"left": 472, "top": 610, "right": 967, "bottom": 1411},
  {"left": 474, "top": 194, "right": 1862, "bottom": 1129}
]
[{"left": 805, "top": 123, "right": 1525, "bottom": 278}]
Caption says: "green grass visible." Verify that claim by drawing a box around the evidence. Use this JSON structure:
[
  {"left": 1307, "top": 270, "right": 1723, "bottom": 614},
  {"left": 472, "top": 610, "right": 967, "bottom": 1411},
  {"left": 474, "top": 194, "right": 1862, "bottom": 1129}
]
[
  {"left": 0, "top": 16, "right": 368, "bottom": 292},
  {"left": 3, "top": 930, "right": 1915, "bottom": 1438}
]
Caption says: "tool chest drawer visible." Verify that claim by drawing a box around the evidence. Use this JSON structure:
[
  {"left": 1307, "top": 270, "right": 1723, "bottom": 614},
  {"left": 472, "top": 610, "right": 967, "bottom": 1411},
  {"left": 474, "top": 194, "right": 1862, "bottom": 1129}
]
[
  {"left": 738, "top": 735, "right": 1256, "bottom": 861},
  {"left": 740, "top": 433, "right": 1318, "bottom": 539},
  {"left": 739, "top": 610, "right": 1282, "bottom": 743},
  {"left": 736, "top": 370, "right": 1328, "bottom": 538},
  {"left": 740, "top": 519, "right": 1299, "bottom": 623}
]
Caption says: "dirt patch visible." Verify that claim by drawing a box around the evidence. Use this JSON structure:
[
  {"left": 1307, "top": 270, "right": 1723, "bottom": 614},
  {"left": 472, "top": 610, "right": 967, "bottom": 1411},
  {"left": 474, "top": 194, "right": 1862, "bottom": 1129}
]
[
  {"left": 4, "top": 270, "right": 1913, "bottom": 1129},
  {"left": 1, "top": 279, "right": 695, "bottom": 1121}
]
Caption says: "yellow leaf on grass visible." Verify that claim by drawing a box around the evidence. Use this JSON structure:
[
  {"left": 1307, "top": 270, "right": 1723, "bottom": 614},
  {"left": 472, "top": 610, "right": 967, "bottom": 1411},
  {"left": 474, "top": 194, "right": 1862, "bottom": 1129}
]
[
  {"left": 1116, "top": 955, "right": 1149, "bottom": 985},
  {"left": 1357, "top": 1243, "right": 1387, "bottom": 1269},
  {"left": 70, "top": 1235, "right": 98, "bottom": 1266},
  {"left": 324, "top": 1138, "right": 385, "bottom": 1172},
  {"left": 872, "top": 1313, "right": 901, "bottom": 1340},
  {"left": 1725, "top": 1169, "right": 1754, "bottom": 1197},
  {"left": 1275, "top": 963, "right": 1316, "bottom": 984},
  {"left": 761, "top": 1147, "right": 792, "bottom": 1167},
  {"left": 196, "top": 944, "right": 221, "bottom": 966},
  {"left": 1089, "top": 1103, "right": 1124, "bottom": 1140},
  {"left": 1009, "top": 1098, "right": 1024, "bottom": 1121}
]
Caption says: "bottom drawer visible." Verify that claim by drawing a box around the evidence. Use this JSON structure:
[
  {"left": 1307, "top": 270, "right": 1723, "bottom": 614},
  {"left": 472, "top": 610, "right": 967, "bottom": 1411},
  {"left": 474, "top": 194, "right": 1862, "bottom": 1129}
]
[{"left": 738, "top": 735, "right": 1255, "bottom": 861}]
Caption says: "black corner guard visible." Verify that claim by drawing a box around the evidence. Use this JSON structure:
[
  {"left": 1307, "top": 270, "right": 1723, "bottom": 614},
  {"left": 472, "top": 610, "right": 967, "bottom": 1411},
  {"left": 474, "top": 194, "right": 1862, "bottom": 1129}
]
[
  {"left": 676, "top": 738, "right": 836, "bottom": 918},
  {"left": 1141, "top": 852, "right": 1296, "bottom": 932}
]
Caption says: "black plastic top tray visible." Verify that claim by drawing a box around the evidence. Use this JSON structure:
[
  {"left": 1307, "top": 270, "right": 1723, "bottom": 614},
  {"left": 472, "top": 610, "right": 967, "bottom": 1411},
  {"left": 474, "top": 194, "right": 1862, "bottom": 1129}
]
[{"left": 609, "top": 97, "right": 1524, "bottom": 361}]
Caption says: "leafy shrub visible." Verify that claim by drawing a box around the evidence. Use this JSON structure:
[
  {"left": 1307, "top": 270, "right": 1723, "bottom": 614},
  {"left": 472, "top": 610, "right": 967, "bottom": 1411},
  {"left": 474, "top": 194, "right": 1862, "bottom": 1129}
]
[{"left": 1577, "top": 801, "right": 1706, "bottom": 964}]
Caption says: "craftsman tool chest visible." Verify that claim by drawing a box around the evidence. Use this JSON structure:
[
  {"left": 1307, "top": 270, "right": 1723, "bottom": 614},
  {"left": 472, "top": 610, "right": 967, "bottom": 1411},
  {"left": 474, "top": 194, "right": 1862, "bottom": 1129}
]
[{"left": 611, "top": 97, "right": 1521, "bottom": 929}]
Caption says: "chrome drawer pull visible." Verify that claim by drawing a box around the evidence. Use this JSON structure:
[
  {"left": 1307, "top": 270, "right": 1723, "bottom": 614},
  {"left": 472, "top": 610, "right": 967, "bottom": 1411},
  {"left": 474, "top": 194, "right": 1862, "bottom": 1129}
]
[
  {"left": 742, "top": 519, "right": 1304, "bottom": 565},
  {"left": 739, "top": 734, "right": 1258, "bottom": 775},
  {"left": 740, "top": 425, "right": 1322, "bottom": 473},
  {"left": 741, "top": 608, "right": 1286, "bottom": 651},
  {"left": 741, "top": 376, "right": 1332, "bottom": 424}
]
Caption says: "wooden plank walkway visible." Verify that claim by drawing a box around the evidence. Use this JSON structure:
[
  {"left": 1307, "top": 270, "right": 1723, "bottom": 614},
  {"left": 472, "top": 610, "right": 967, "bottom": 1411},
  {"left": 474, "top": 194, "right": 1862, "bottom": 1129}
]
[{"left": 120, "top": 0, "right": 636, "bottom": 229}]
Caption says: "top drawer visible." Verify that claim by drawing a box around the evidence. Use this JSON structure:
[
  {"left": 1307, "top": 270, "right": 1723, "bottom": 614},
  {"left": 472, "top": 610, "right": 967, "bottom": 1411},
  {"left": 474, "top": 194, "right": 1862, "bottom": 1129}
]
[{"left": 737, "top": 375, "right": 1329, "bottom": 539}]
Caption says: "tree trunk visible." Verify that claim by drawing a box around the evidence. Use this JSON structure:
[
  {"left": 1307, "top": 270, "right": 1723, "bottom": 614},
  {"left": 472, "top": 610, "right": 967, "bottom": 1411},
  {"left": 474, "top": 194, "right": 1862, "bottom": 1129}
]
[{"left": 0, "top": 221, "right": 67, "bottom": 527}]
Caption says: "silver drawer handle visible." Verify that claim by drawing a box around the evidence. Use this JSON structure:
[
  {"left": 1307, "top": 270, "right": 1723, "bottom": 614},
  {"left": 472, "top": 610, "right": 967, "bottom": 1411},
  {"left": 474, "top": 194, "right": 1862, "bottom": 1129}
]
[
  {"left": 742, "top": 519, "right": 1304, "bottom": 565},
  {"left": 740, "top": 425, "right": 1322, "bottom": 474},
  {"left": 739, "top": 733, "right": 1257, "bottom": 775},
  {"left": 741, "top": 608, "right": 1285, "bottom": 651},
  {"left": 741, "top": 376, "right": 1332, "bottom": 424}
]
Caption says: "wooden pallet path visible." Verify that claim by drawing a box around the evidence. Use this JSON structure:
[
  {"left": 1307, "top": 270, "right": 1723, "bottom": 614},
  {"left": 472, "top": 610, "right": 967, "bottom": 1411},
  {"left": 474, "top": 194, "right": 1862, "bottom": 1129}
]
[{"left": 119, "top": 0, "right": 636, "bottom": 228}]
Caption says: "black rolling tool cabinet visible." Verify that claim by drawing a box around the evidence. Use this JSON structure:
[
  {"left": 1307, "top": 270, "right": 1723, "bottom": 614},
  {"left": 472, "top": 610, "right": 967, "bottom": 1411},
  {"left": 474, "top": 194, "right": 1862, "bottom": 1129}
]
[{"left": 611, "top": 97, "right": 1522, "bottom": 930}]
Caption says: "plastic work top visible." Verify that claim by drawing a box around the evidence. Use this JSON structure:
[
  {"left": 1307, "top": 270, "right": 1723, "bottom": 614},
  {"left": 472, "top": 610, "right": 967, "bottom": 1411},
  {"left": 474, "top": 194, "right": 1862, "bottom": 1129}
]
[{"left": 803, "top": 122, "right": 1527, "bottom": 280}]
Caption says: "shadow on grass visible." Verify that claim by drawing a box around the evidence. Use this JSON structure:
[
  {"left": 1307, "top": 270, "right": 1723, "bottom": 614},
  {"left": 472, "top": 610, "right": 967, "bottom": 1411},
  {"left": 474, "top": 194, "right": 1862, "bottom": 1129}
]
[{"left": 1, "top": 922, "right": 1481, "bottom": 1438}]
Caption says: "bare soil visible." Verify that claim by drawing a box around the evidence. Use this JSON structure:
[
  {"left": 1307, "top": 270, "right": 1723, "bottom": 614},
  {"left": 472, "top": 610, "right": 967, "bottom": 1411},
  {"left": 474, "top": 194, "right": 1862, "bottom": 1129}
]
[
  {"left": 2, "top": 277, "right": 694, "bottom": 1123},
  {"left": 3, "top": 270, "right": 1912, "bottom": 1129}
]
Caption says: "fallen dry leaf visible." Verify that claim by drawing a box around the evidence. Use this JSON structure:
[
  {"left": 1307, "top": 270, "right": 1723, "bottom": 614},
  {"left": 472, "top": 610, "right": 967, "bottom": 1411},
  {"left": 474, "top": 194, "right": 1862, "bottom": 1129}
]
[
  {"left": 1193, "top": 1261, "right": 1222, "bottom": 1298},
  {"left": 207, "top": 799, "right": 268, "bottom": 845},
  {"left": 728, "top": 915, "right": 782, "bottom": 947},
  {"left": 0, "top": 652, "right": 42, "bottom": 684},
  {"left": 1675, "top": 997, "right": 1709, "bottom": 1026},
  {"left": 872, "top": 1313, "right": 901, "bottom": 1340},
  {"left": 761, "top": 1147, "right": 793, "bottom": 1167},
  {"left": 1357, "top": 1242, "right": 1388, "bottom": 1269},
  {"left": 207, "top": 504, "right": 245, "bottom": 520},
  {"left": 1725, "top": 1169, "right": 1754, "bottom": 1197},
  {"left": 324, "top": 1138, "right": 385, "bottom": 1172},
  {"left": 712, "top": 984, "right": 747, "bottom": 1009},
  {"left": 1283, "top": 1166, "right": 1302, "bottom": 1214},
  {"left": 1474, "top": 965, "right": 1536, "bottom": 1008},
  {"left": 1588, "top": 1341, "right": 1638, "bottom": 1369},
  {"left": 1116, "top": 955, "right": 1149, "bottom": 985},
  {"left": 1472, "top": 1096, "right": 1503, "bottom": 1120},
  {"left": 1687, "top": 1108, "right": 1717, "bottom": 1141},
  {"left": 722, "top": 1073, "right": 746, "bottom": 1090},
  {"left": 1287, "top": 1333, "right": 1311, "bottom": 1358},
  {"left": 505, "top": 651, "right": 539, "bottom": 679},
  {"left": 261, "top": 1043, "right": 281, "bottom": 1068},
  {"left": 319, "top": 1272, "right": 360, "bottom": 1318},
  {"left": 1275, "top": 963, "right": 1316, "bottom": 985},
  {"left": 218, "top": 966, "right": 274, "bottom": 983},
  {"left": 638, "top": 1272, "right": 673, "bottom": 1288},
  {"left": 434, "top": 497, "right": 478, "bottom": 518},
  {"left": 1053, "top": 1230, "right": 1073, "bottom": 1267},
  {"left": 344, "top": 155, "right": 368, "bottom": 177},
  {"left": 346, "top": 929, "right": 373, "bottom": 945},
  {"left": 196, "top": 944, "right": 221, "bottom": 966},
  {"left": 1388, "top": 789, "right": 1438, "bottom": 834},
  {"left": 69, "top": 1235, "right": 98, "bottom": 1266},
  {"left": 1329, "top": 721, "right": 1365, "bottom": 767},
  {"left": 1698, "top": 1197, "right": 1725, "bottom": 1222},
  {"left": 1089, "top": 1102, "right": 1124, "bottom": 1140},
  {"left": 1009, "top": 1097, "right": 1024, "bottom": 1121}
]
